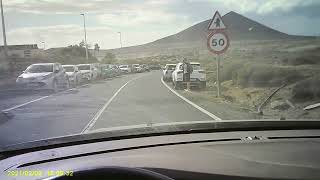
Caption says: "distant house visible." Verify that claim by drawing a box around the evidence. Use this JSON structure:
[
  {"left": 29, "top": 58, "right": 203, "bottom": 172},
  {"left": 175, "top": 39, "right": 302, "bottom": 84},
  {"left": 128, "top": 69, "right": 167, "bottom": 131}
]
[{"left": 0, "top": 44, "right": 44, "bottom": 59}]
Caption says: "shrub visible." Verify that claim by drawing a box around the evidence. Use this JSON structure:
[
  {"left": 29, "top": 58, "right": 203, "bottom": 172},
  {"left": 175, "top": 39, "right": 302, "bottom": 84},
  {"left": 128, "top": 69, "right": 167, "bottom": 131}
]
[
  {"left": 221, "top": 62, "right": 244, "bottom": 82},
  {"left": 282, "top": 55, "right": 320, "bottom": 66},
  {"left": 234, "top": 64, "right": 304, "bottom": 87},
  {"left": 292, "top": 77, "right": 320, "bottom": 101}
]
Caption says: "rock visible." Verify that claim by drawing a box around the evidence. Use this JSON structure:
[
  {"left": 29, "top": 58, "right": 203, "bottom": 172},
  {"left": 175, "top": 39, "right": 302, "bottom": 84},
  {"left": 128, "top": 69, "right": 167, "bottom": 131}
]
[{"left": 270, "top": 100, "right": 290, "bottom": 110}]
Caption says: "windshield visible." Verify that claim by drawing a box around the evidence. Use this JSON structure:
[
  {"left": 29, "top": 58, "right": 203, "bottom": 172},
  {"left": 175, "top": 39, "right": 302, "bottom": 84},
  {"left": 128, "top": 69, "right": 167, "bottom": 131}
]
[
  {"left": 63, "top": 66, "right": 75, "bottom": 72},
  {"left": 191, "top": 64, "right": 201, "bottom": 70},
  {"left": 77, "top": 65, "right": 90, "bottom": 70},
  {"left": 166, "top": 65, "right": 176, "bottom": 70},
  {"left": 0, "top": 0, "right": 319, "bottom": 150},
  {"left": 26, "top": 64, "right": 53, "bottom": 73}
]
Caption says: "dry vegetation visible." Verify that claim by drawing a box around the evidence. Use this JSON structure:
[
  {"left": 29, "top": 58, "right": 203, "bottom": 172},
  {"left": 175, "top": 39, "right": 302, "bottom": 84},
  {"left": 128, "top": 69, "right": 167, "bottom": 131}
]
[{"left": 119, "top": 39, "right": 320, "bottom": 119}]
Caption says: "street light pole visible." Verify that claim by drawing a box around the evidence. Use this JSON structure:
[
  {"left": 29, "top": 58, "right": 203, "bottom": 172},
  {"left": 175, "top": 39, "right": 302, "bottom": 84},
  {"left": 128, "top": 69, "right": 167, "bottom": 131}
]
[
  {"left": 0, "top": 0, "right": 8, "bottom": 57},
  {"left": 118, "top": 32, "right": 122, "bottom": 48},
  {"left": 80, "top": 13, "right": 89, "bottom": 62}
]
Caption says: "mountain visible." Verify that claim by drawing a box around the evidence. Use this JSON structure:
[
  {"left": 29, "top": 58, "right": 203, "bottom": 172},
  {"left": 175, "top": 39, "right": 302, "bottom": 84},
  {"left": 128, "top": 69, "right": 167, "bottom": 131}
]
[
  {"left": 152, "top": 11, "right": 290, "bottom": 45},
  {"left": 97, "top": 11, "right": 314, "bottom": 59}
]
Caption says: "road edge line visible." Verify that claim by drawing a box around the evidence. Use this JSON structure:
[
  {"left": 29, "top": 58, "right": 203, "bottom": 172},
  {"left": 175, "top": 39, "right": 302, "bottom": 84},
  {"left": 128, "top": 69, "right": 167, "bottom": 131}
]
[
  {"left": 161, "top": 78, "right": 222, "bottom": 121},
  {"left": 81, "top": 76, "right": 143, "bottom": 133}
]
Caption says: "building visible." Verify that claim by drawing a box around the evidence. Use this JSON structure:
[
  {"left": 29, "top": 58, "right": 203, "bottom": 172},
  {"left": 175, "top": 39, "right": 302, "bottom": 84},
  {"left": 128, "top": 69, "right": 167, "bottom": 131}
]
[{"left": 0, "top": 44, "right": 44, "bottom": 59}]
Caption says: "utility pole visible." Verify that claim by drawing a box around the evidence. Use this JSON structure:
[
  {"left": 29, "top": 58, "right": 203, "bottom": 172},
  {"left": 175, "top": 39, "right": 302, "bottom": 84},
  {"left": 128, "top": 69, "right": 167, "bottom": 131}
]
[
  {"left": 41, "top": 41, "right": 45, "bottom": 50},
  {"left": 118, "top": 32, "right": 122, "bottom": 48},
  {"left": 80, "top": 13, "right": 89, "bottom": 62},
  {"left": 0, "top": 0, "right": 8, "bottom": 57}
]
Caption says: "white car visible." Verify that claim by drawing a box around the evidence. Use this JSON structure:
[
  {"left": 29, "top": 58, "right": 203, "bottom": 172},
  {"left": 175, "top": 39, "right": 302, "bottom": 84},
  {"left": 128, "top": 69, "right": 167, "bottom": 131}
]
[
  {"left": 132, "top": 64, "right": 140, "bottom": 73},
  {"left": 16, "top": 63, "right": 69, "bottom": 92},
  {"left": 119, "top": 65, "right": 131, "bottom": 74},
  {"left": 172, "top": 62, "right": 206, "bottom": 89},
  {"left": 162, "top": 64, "right": 176, "bottom": 81},
  {"left": 76, "top": 64, "right": 97, "bottom": 82},
  {"left": 62, "top": 65, "right": 82, "bottom": 87}
]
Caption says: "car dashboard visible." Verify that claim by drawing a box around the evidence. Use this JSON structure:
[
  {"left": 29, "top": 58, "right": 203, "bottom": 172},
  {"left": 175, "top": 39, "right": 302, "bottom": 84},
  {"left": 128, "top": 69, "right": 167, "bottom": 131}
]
[{"left": 1, "top": 129, "right": 320, "bottom": 180}]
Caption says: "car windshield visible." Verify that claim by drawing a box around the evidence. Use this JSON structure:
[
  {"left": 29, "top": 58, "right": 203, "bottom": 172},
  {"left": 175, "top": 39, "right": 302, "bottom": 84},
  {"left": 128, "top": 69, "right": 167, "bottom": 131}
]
[
  {"left": 191, "top": 64, "right": 201, "bottom": 70},
  {"left": 77, "top": 65, "right": 90, "bottom": 70},
  {"left": 0, "top": 0, "right": 319, "bottom": 151},
  {"left": 167, "top": 65, "right": 176, "bottom": 70},
  {"left": 26, "top": 64, "right": 53, "bottom": 73},
  {"left": 63, "top": 66, "right": 74, "bottom": 72}
]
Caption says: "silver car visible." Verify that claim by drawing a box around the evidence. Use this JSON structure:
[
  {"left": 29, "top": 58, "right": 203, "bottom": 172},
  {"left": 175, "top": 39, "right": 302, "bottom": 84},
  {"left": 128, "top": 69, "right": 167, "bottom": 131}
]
[
  {"left": 62, "top": 65, "right": 82, "bottom": 87},
  {"left": 16, "top": 63, "right": 69, "bottom": 92}
]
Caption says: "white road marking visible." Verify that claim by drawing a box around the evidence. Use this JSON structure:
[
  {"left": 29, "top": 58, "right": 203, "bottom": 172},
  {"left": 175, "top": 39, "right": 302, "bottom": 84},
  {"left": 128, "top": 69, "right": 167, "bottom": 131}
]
[
  {"left": 2, "top": 83, "right": 90, "bottom": 112},
  {"left": 81, "top": 76, "right": 144, "bottom": 133},
  {"left": 161, "top": 78, "right": 222, "bottom": 121},
  {"left": 2, "top": 96, "right": 50, "bottom": 112}
]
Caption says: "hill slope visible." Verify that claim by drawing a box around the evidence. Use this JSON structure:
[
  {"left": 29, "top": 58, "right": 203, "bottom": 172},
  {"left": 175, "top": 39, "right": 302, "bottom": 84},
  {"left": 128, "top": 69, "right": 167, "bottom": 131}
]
[
  {"left": 99, "top": 11, "right": 314, "bottom": 59},
  {"left": 152, "top": 11, "right": 290, "bottom": 45}
]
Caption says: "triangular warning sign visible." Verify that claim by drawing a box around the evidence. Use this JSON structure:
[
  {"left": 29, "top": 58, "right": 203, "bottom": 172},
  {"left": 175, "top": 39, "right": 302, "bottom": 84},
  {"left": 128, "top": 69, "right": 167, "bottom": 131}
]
[{"left": 208, "top": 11, "right": 226, "bottom": 30}]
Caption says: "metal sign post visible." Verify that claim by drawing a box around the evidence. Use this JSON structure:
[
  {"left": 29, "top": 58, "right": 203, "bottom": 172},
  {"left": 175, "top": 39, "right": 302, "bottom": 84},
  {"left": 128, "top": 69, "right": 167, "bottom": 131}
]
[
  {"left": 207, "top": 11, "right": 230, "bottom": 97},
  {"left": 216, "top": 55, "right": 221, "bottom": 97}
]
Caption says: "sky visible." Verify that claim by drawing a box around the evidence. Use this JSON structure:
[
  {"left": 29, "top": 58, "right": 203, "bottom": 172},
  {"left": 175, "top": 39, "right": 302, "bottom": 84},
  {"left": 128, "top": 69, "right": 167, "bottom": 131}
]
[{"left": 0, "top": 0, "right": 319, "bottom": 49}]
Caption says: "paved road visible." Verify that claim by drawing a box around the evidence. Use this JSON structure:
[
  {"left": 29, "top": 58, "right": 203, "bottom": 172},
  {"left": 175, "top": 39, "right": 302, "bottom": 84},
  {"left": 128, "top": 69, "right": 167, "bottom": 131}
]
[{"left": 0, "top": 71, "right": 213, "bottom": 147}]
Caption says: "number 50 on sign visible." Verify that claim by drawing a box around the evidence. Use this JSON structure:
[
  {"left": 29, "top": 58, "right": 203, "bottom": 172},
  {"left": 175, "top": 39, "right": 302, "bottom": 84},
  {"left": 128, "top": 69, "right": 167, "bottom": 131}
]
[{"left": 207, "top": 30, "right": 230, "bottom": 55}]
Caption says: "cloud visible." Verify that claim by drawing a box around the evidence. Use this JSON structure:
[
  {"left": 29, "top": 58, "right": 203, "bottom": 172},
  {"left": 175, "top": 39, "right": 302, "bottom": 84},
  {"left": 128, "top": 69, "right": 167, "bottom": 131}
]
[
  {"left": 5, "top": 25, "right": 112, "bottom": 48},
  {"left": 216, "top": 0, "right": 320, "bottom": 16},
  {"left": 97, "top": 11, "right": 188, "bottom": 28},
  {"left": 6, "top": 0, "right": 320, "bottom": 18},
  {"left": 5, "top": 0, "right": 119, "bottom": 14},
  {"left": 4, "top": 24, "right": 175, "bottom": 49},
  {"left": 2, "top": 0, "right": 319, "bottom": 49}
]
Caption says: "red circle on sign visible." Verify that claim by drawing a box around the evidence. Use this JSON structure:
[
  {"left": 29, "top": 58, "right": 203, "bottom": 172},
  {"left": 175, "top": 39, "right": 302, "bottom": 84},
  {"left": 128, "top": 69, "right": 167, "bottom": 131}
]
[{"left": 207, "top": 30, "right": 230, "bottom": 55}]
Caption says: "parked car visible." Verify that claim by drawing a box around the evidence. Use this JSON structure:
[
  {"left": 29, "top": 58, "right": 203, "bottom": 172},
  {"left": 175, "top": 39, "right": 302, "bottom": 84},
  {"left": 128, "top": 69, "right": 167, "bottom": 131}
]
[
  {"left": 119, "top": 65, "right": 131, "bottom": 74},
  {"left": 162, "top": 64, "right": 176, "bottom": 81},
  {"left": 138, "top": 64, "right": 149, "bottom": 72},
  {"left": 172, "top": 62, "right": 206, "bottom": 89},
  {"left": 62, "top": 65, "right": 82, "bottom": 87},
  {"left": 131, "top": 64, "right": 140, "bottom": 73},
  {"left": 149, "top": 64, "right": 162, "bottom": 70},
  {"left": 76, "top": 64, "right": 97, "bottom": 82},
  {"left": 142, "top": 64, "right": 150, "bottom": 72},
  {"left": 111, "top": 65, "right": 122, "bottom": 76},
  {"left": 100, "top": 64, "right": 114, "bottom": 78},
  {"left": 16, "top": 63, "right": 69, "bottom": 92}
]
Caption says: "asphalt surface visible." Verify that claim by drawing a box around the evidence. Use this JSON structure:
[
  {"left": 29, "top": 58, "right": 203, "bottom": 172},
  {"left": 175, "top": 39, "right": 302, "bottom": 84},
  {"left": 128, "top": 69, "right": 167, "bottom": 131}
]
[{"left": 0, "top": 71, "right": 214, "bottom": 147}]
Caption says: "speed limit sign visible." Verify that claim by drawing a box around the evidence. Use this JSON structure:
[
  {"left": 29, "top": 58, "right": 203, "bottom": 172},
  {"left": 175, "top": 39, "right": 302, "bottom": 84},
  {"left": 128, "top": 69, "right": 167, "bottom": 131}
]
[{"left": 207, "top": 30, "right": 230, "bottom": 55}]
